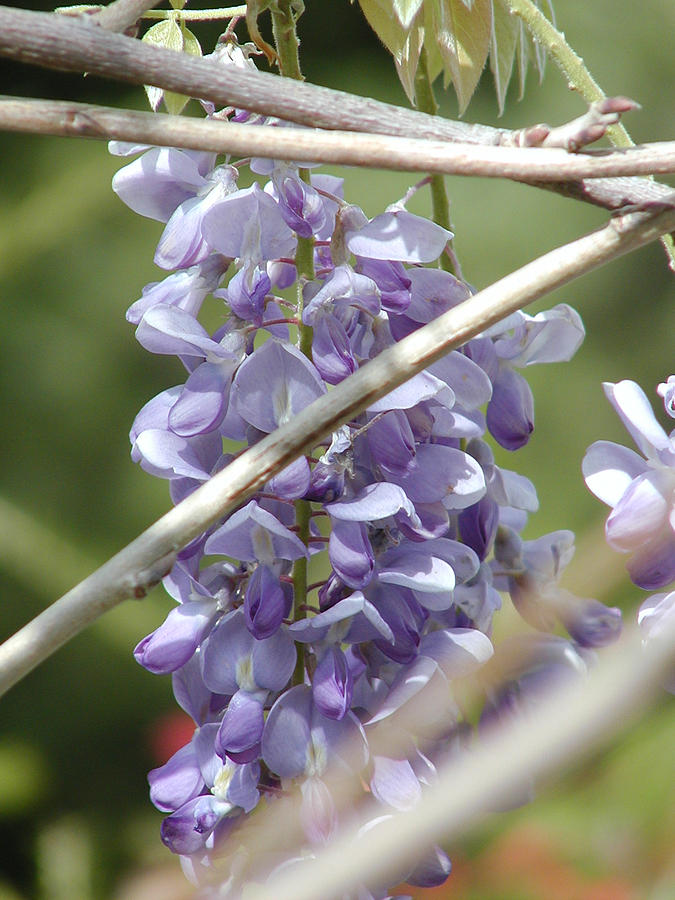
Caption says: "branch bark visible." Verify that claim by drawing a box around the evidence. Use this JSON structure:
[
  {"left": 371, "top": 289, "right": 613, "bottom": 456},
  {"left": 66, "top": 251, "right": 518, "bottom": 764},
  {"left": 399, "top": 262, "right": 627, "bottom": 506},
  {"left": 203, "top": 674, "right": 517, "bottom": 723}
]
[
  {"left": 0, "top": 5, "right": 503, "bottom": 143},
  {"left": 1, "top": 196, "right": 674, "bottom": 698},
  {"left": 0, "top": 5, "right": 672, "bottom": 215},
  {"left": 3, "top": 95, "right": 675, "bottom": 188},
  {"left": 90, "top": 0, "right": 159, "bottom": 33}
]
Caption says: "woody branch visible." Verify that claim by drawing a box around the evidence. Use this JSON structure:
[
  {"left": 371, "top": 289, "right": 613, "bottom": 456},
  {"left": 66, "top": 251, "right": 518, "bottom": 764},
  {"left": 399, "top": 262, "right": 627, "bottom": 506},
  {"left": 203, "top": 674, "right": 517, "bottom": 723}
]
[
  {"left": 0, "top": 5, "right": 673, "bottom": 214},
  {"left": 2, "top": 96, "right": 675, "bottom": 192}
]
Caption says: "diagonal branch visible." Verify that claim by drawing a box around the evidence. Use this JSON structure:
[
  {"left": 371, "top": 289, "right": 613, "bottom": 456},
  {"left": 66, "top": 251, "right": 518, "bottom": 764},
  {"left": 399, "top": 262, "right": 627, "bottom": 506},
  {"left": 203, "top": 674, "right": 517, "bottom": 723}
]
[
  {"left": 0, "top": 196, "right": 674, "bottom": 698},
  {"left": 0, "top": 5, "right": 672, "bottom": 216},
  {"left": 3, "top": 95, "right": 675, "bottom": 186}
]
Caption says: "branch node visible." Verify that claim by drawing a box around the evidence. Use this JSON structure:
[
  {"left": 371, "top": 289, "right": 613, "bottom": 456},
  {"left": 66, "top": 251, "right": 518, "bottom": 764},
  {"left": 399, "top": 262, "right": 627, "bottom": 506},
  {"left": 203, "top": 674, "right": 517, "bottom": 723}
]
[
  {"left": 62, "top": 106, "right": 108, "bottom": 136},
  {"left": 507, "top": 96, "right": 640, "bottom": 152},
  {"left": 129, "top": 550, "right": 177, "bottom": 599}
]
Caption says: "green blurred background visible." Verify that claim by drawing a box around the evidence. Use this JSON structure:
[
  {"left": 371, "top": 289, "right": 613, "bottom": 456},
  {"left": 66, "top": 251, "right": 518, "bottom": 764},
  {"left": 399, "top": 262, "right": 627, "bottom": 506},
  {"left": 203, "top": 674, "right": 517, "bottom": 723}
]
[{"left": 0, "top": 1, "right": 673, "bottom": 897}]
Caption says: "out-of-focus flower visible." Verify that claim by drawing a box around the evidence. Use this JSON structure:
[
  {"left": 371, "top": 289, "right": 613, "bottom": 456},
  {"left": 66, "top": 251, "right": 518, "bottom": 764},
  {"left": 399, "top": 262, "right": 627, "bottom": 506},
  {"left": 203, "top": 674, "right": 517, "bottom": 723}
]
[{"left": 583, "top": 379, "right": 675, "bottom": 589}]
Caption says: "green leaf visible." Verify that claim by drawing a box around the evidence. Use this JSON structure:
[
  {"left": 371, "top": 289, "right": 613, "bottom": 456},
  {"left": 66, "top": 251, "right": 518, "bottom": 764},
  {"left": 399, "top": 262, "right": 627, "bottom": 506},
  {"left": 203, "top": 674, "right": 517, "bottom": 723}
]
[
  {"left": 515, "top": 18, "right": 529, "bottom": 97},
  {"left": 422, "top": 2, "right": 445, "bottom": 83},
  {"left": 164, "top": 26, "right": 202, "bottom": 116},
  {"left": 428, "top": 0, "right": 492, "bottom": 114},
  {"left": 142, "top": 20, "right": 182, "bottom": 111},
  {"left": 181, "top": 25, "right": 203, "bottom": 58},
  {"left": 532, "top": 0, "right": 556, "bottom": 77},
  {"left": 516, "top": 12, "right": 549, "bottom": 98},
  {"left": 394, "top": 23, "right": 425, "bottom": 102},
  {"left": 513, "top": 0, "right": 554, "bottom": 94},
  {"left": 162, "top": 91, "right": 189, "bottom": 116},
  {"left": 169, "top": 0, "right": 187, "bottom": 8},
  {"left": 142, "top": 18, "right": 184, "bottom": 51},
  {"left": 358, "top": 0, "right": 411, "bottom": 59},
  {"left": 490, "top": 0, "right": 518, "bottom": 114},
  {"left": 359, "top": 1, "right": 429, "bottom": 101},
  {"left": 141, "top": 20, "right": 202, "bottom": 115},
  {"left": 392, "top": 0, "right": 424, "bottom": 28}
]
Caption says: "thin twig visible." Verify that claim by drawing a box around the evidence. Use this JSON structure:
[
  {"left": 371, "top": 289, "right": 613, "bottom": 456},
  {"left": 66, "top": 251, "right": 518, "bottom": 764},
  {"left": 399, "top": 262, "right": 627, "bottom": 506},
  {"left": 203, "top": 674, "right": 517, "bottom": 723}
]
[
  {"left": 141, "top": 5, "right": 247, "bottom": 21},
  {"left": 0, "top": 4, "right": 672, "bottom": 216},
  {"left": 1, "top": 197, "right": 674, "bottom": 698},
  {"left": 2, "top": 95, "right": 675, "bottom": 187}
]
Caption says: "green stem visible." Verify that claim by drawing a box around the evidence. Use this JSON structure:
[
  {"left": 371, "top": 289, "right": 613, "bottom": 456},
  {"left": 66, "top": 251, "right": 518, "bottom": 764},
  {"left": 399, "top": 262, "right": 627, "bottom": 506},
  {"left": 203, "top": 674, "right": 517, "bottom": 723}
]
[
  {"left": 295, "top": 238, "right": 315, "bottom": 361},
  {"left": 270, "top": 0, "right": 312, "bottom": 684},
  {"left": 503, "top": 0, "right": 631, "bottom": 145},
  {"left": 270, "top": 0, "right": 313, "bottom": 355},
  {"left": 502, "top": 0, "right": 675, "bottom": 267},
  {"left": 414, "top": 49, "right": 456, "bottom": 276},
  {"left": 291, "top": 498, "right": 310, "bottom": 685},
  {"left": 291, "top": 223, "right": 314, "bottom": 689},
  {"left": 141, "top": 6, "right": 247, "bottom": 21},
  {"left": 58, "top": 5, "right": 248, "bottom": 21},
  {"left": 270, "top": 0, "right": 304, "bottom": 81}
]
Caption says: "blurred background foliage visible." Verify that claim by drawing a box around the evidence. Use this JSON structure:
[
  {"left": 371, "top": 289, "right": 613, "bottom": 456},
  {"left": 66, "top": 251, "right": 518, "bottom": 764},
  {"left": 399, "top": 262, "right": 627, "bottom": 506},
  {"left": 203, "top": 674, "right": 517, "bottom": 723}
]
[{"left": 0, "top": 1, "right": 673, "bottom": 897}]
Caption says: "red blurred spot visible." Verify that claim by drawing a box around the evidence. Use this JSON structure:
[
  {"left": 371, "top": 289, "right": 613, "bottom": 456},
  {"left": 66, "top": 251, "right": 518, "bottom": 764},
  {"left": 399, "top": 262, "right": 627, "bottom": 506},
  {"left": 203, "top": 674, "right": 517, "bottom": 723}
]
[
  {"left": 397, "top": 825, "right": 638, "bottom": 899},
  {"left": 147, "top": 710, "right": 195, "bottom": 764}
]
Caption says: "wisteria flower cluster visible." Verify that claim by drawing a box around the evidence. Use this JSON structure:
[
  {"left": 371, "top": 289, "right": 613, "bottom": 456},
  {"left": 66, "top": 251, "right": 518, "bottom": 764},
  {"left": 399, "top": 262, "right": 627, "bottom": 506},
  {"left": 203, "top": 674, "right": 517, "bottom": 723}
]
[
  {"left": 583, "top": 376, "right": 675, "bottom": 691},
  {"left": 111, "top": 39, "right": 623, "bottom": 898}
]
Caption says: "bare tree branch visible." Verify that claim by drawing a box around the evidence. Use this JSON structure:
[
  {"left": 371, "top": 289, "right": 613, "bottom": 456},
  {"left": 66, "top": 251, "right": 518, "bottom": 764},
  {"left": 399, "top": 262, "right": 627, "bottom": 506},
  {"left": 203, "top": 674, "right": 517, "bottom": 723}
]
[
  {"left": 0, "top": 6, "right": 501, "bottom": 143},
  {"left": 1, "top": 5, "right": 672, "bottom": 216},
  {"left": 90, "top": 0, "right": 159, "bottom": 33},
  {"left": 3, "top": 95, "right": 675, "bottom": 187},
  {"left": 0, "top": 197, "right": 673, "bottom": 698}
]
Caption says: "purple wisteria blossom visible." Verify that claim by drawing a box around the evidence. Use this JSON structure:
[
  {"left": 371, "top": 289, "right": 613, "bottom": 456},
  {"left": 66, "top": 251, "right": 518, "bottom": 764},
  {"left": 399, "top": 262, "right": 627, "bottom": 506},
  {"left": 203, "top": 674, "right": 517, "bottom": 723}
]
[
  {"left": 492, "top": 527, "right": 622, "bottom": 647},
  {"left": 583, "top": 378, "right": 675, "bottom": 589},
  {"left": 470, "top": 305, "right": 585, "bottom": 450},
  {"left": 638, "top": 590, "right": 675, "bottom": 693},
  {"left": 111, "top": 33, "right": 600, "bottom": 897}
]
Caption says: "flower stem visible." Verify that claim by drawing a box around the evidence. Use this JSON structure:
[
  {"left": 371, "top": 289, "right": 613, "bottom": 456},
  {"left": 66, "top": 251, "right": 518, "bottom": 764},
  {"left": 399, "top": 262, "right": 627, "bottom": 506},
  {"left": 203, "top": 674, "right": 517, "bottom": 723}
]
[
  {"left": 270, "top": 0, "right": 304, "bottom": 81},
  {"left": 56, "top": 4, "right": 248, "bottom": 22},
  {"left": 414, "top": 48, "right": 457, "bottom": 276},
  {"left": 292, "top": 221, "right": 315, "bottom": 684},
  {"left": 295, "top": 235, "right": 315, "bottom": 357},
  {"left": 269, "top": 0, "right": 314, "bottom": 357},
  {"left": 141, "top": 6, "right": 247, "bottom": 22},
  {"left": 292, "top": 498, "right": 310, "bottom": 684},
  {"left": 270, "top": 0, "right": 312, "bottom": 683}
]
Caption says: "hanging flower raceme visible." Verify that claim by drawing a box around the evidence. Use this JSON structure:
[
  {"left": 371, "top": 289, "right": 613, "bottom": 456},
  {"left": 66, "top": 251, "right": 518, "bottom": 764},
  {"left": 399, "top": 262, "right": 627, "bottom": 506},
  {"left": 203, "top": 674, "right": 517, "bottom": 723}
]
[{"left": 111, "top": 36, "right": 598, "bottom": 897}]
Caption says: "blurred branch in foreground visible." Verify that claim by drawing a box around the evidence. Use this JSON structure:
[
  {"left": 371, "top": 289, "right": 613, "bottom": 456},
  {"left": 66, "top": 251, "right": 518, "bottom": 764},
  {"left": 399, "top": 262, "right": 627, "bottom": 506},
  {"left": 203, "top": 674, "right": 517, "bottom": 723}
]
[{"left": 240, "top": 613, "right": 675, "bottom": 899}]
